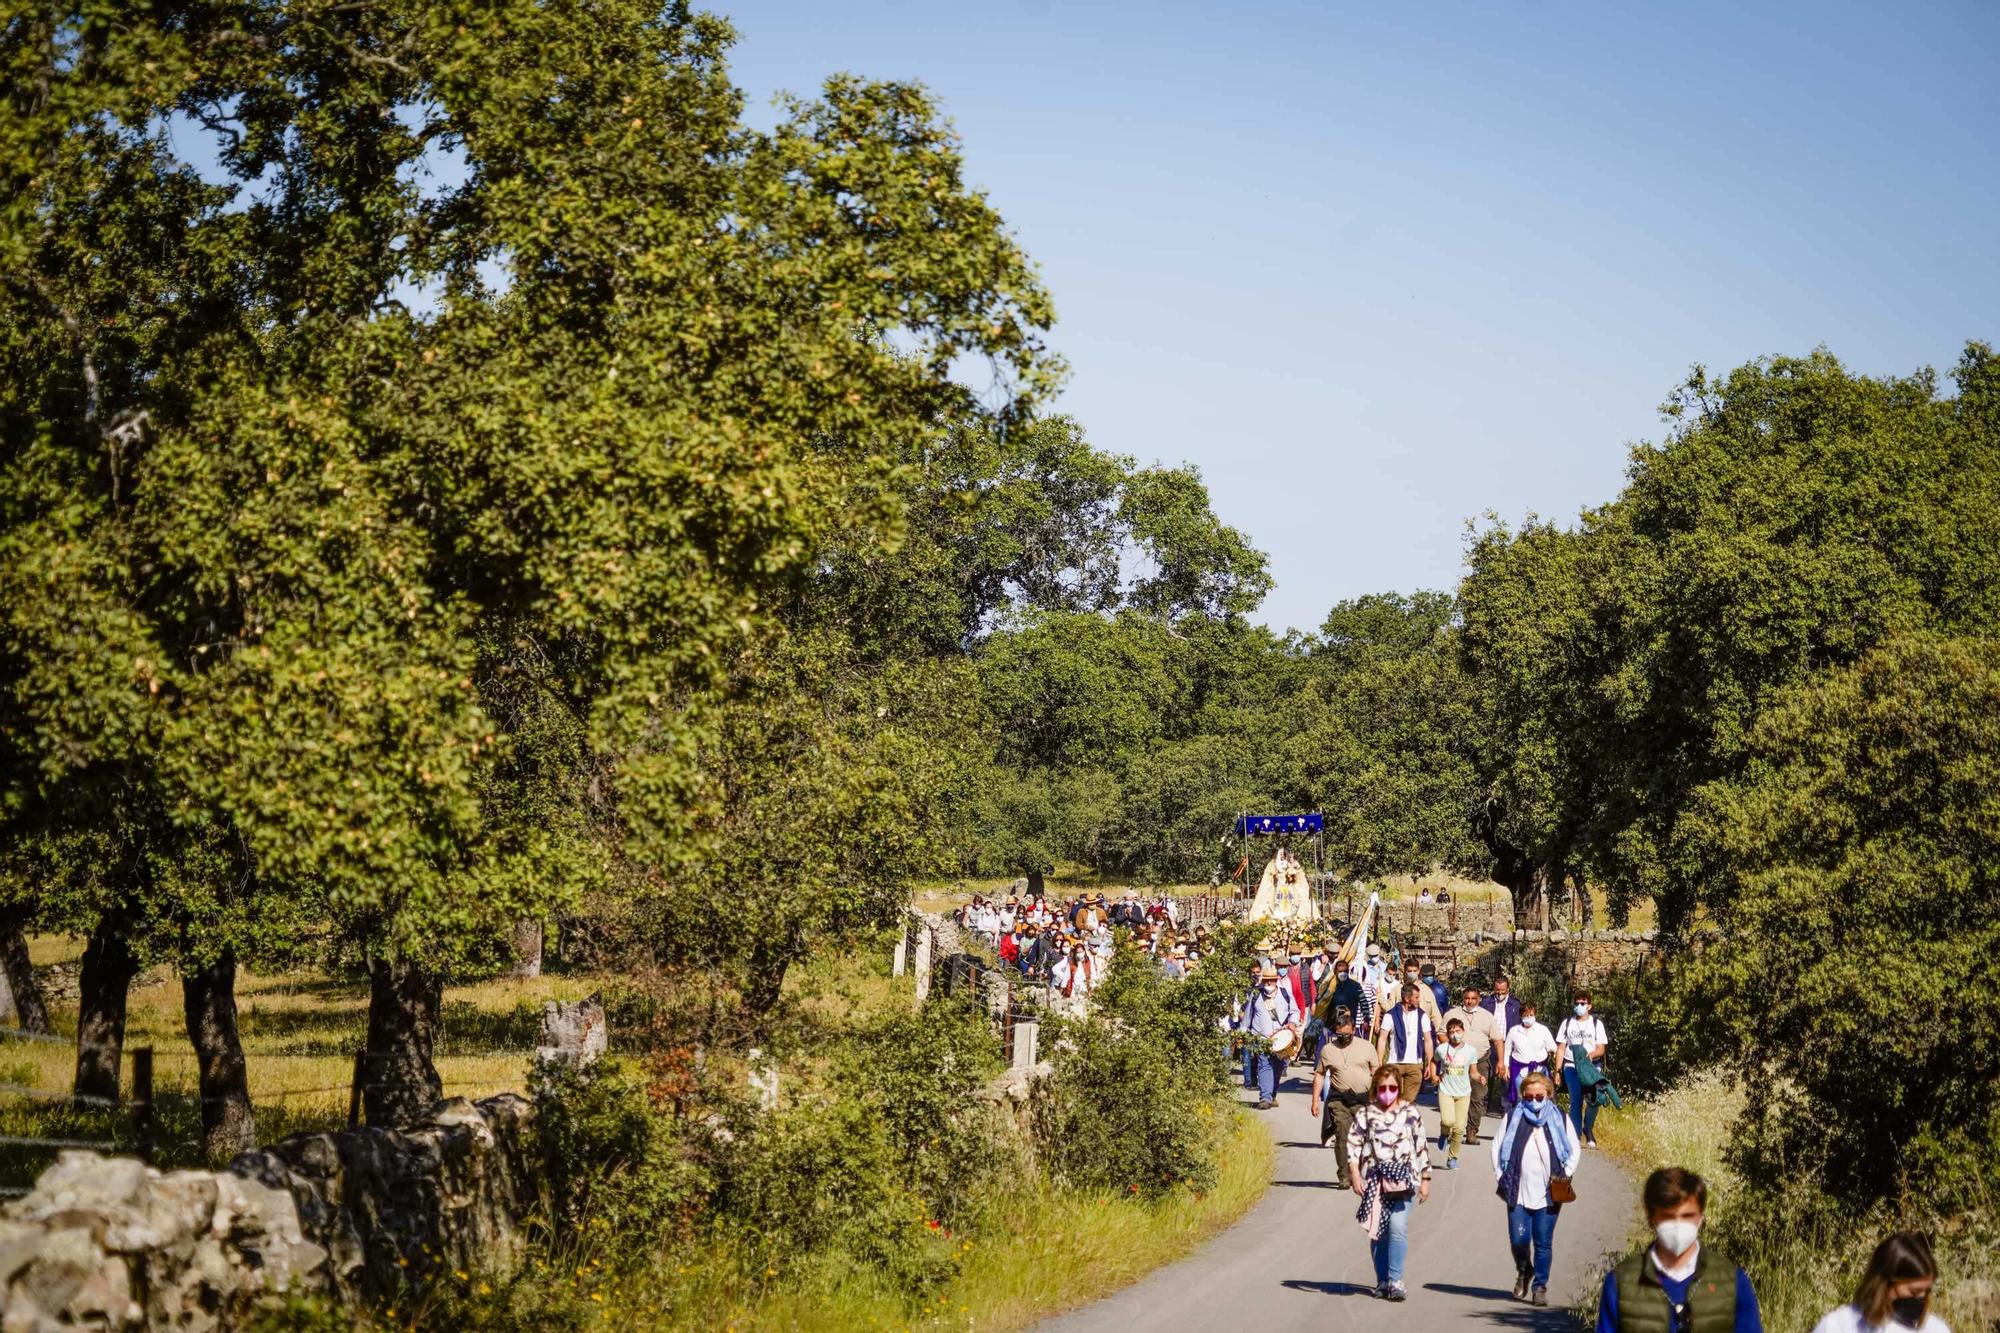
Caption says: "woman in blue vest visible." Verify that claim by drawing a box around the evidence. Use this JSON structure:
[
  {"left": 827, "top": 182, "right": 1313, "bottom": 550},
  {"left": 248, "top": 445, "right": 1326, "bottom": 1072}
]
[{"left": 1491, "top": 1069, "right": 1580, "bottom": 1306}]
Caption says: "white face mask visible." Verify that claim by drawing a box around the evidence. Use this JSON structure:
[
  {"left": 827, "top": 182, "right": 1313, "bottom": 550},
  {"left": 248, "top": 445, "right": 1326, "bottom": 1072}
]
[{"left": 1654, "top": 1219, "right": 1700, "bottom": 1255}]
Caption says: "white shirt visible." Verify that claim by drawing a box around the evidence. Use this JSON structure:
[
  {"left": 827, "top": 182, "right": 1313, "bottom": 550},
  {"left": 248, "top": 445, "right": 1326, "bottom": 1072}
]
[
  {"left": 1051, "top": 956, "right": 1097, "bottom": 995},
  {"left": 1652, "top": 1242, "right": 1700, "bottom": 1282},
  {"left": 1506, "top": 1020, "right": 1559, "bottom": 1065},
  {"left": 1809, "top": 1303, "right": 1951, "bottom": 1333},
  {"left": 1381, "top": 1005, "right": 1433, "bottom": 1063},
  {"left": 1496, "top": 1118, "right": 1554, "bottom": 1207},
  {"left": 1555, "top": 1015, "right": 1607, "bottom": 1054}
]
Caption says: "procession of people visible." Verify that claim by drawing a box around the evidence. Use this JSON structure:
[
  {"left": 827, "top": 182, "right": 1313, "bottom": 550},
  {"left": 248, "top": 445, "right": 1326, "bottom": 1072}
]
[{"left": 951, "top": 864, "right": 1956, "bottom": 1330}]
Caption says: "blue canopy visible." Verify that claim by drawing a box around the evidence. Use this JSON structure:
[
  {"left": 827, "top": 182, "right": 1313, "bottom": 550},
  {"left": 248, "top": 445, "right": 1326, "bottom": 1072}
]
[{"left": 1234, "top": 813, "right": 1324, "bottom": 836}]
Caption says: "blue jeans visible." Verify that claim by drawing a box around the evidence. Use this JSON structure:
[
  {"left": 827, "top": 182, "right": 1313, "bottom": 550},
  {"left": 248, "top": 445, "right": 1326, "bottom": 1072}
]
[
  {"left": 1507, "top": 1203, "right": 1558, "bottom": 1288},
  {"left": 1254, "top": 1052, "right": 1283, "bottom": 1102},
  {"left": 1372, "top": 1195, "right": 1412, "bottom": 1285},
  {"left": 1242, "top": 1043, "right": 1257, "bottom": 1088},
  {"left": 1563, "top": 1065, "right": 1600, "bottom": 1138}
]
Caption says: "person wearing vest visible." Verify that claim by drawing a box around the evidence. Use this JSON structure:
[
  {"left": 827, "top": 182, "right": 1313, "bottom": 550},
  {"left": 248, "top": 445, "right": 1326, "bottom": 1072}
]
[
  {"left": 1375, "top": 983, "right": 1434, "bottom": 1106},
  {"left": 1596, "top": 1166, "right": 1765, "bottom": 1333},
  {"left": 1492, "top": 1069, "right": 1580, "bottom": 1306},
  {"left": 1235, "top": 961, "right": 1301, "bottom": 1110}
]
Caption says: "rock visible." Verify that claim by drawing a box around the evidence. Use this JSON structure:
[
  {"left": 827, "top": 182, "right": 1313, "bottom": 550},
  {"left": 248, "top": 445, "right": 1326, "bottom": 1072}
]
[
  {"left": 536, "top": 995, "right": 606, "bottom": 1067},
  {"left": 3, "top": 1096, "right": 536, "bottom": 1329}
]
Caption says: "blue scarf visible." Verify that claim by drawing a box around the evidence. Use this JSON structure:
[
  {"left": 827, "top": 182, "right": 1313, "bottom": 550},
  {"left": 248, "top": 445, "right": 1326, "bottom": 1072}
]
[{"left": 1493, "top": 1101, "right": 1575, "bottom": 1208}]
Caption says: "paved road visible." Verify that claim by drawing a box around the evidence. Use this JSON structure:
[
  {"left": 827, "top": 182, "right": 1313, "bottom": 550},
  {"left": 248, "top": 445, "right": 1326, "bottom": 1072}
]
[{"left": 1040, "top": 1067, "right": 1635, "bottom": 1332}]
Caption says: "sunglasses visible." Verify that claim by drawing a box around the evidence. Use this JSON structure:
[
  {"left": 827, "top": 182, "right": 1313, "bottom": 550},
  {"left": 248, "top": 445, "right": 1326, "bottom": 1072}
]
[{"left": 1523, "top": 1095, "right": 1548, "bottom": 1105}]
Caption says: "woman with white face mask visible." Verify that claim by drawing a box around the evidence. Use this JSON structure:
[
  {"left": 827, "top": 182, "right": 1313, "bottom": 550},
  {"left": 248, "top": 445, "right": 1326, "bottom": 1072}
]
[
  {"left": 1492, "top": 1070, "right": 1580, "bottom": 1307},
  {"left": 1810, "top": 1232, "right": 1951, "bottom": 1332},
  {"left": 1554, "top": 989, "right": 1609, "bottom": 1146},
  {"left": 1594, "top": 1166, "right": 1766, "bottom": 1332}
]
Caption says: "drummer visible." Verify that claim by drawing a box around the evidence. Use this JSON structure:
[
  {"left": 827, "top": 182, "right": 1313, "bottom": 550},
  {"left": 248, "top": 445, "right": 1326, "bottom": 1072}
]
[{"left": 1236, "top": 960, "right": 1302, "bottom": 1110}]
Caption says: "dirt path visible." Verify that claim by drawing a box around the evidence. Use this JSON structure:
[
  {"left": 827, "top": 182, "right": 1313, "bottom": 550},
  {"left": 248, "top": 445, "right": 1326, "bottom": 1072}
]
[{"left": 1038, "top": 1066, "right": 1635, "bottom": 1332}]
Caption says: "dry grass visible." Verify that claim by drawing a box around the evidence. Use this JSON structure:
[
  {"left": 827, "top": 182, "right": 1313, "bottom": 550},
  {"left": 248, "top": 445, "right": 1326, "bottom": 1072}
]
[
  {"left": 619, "top": 1107, "right": 1276, "bottom": 1333},
  {"left": 1590, "top": 1070, "right": 2000, "bottom": 1331},
  {"left": 2, "top": 938, "right": 602, "bottom": 1174}
]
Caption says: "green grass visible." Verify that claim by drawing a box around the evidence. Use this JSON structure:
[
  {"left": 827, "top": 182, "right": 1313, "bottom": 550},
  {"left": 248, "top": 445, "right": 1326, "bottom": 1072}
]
[{"left": 437, "top": 1105, "right": 1275, "bottom": 1333}]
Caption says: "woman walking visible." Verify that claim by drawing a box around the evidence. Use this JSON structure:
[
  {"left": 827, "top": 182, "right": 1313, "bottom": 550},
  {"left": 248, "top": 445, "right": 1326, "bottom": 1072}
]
[
  {"left": 1492, "top": 1069, "right": 1580, "bottom": 1306},
  {"left": 1346, "top": 1065, "right": 1431, "bottom": 1300},
  {"left": 1554, "top": 989, "right": 1609, "bottom": 1147},
  {"left": 1810, "top": 1232, "right": 1950, "bottom": 1332}
]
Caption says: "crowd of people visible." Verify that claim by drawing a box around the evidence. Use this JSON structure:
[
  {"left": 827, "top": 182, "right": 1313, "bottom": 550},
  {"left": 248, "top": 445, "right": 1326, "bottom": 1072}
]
[
  {"left": 1223, "top": 926, "right": 1954, "bottom": 1328},
  {"left": 954, "top": 887, "right": 1209, "bottom": 998},
  {"left": 950, "top": 881, "right": 1962, "bottom": 1330}
]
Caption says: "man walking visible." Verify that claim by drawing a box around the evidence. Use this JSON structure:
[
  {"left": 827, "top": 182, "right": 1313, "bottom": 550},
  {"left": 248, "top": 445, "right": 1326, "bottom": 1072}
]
[
  {"left": 1236, "top": 961, "right": 1301, "bottom": 1110},
  {"left": 1376, "top": 982, "right": 1434, "bottom": 1106},
  {"left": 1443, "top": 983, "right": 1500, "bottom": 1145},
  {"left": 1482, "top": 974, "right": 1523, "bottom": 1114},
  {"left": 1325, "top": 957, "right": 1367, "bottom": 1038},
  {"left": 1310, "top": 1008, "right": 1378, "bottom": 1188}
]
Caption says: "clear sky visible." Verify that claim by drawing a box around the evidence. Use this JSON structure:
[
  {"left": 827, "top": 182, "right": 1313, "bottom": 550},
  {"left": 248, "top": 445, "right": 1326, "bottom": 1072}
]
[{"left": 718, "top": 0, "right": 1999, "bottom": 634}]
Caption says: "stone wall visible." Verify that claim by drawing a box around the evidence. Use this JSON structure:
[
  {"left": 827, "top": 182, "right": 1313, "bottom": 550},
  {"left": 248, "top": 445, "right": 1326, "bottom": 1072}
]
[
  {"left": 1419, "top": 928, "right": 1677, "bottom": 989},
  {"left": 1, "top": 1094, "right": 539, "bottom": 1330}
]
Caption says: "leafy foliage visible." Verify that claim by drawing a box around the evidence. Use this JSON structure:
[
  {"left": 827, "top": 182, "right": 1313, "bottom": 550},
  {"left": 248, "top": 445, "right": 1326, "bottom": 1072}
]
[{"left": 1692, "top": 631, "right": 2000, "bottom": 1202}]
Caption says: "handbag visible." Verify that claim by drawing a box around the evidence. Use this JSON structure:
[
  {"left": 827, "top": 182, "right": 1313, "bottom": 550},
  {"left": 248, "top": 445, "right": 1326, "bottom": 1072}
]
[{"left": 1549, "top": 1174, "right": 1577, "bottom": 1204}]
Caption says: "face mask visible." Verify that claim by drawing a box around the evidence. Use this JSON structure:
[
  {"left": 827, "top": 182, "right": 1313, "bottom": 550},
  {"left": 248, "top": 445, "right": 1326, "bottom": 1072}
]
[
  {"left": 1375, "top": 1087, "right": 1398, "bottom": 1107},
  {"left": 1261, "top": 983, "right": 1276, "bottom": 994},
  {"left": 1334, "top": 1033, "right": 1352, "bottom": 1047},
  {"left": 1521, "top": 1096, "right": 1549, "bottom": 1122},
  {"left": 1575, "top": 1003, "right": 1590, "bottom": 1016},
  {"left": 1890, "top": 1295, "right": 1929, "bottom": 1328},
  {"left": 1522, "top": 1015, "right": 1538, "bottom": 1027},
  {"left": 1653, "top": 1219, "right": 1700, "bottom": 1256},
  {"left": 1450, "top": 1034, "right": 1463, "bottom": 1046}
]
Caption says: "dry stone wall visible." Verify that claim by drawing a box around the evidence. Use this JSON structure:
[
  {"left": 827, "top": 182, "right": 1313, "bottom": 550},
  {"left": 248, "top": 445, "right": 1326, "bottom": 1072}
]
[{"left": 1, "top": 1094, "right": 540, "bottom": 1330}]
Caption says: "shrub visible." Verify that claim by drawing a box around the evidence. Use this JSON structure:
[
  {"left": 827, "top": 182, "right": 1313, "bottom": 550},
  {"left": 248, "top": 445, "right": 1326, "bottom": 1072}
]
[{"left": 531, "top": 1056, "right": 716, "bottom": 1244}]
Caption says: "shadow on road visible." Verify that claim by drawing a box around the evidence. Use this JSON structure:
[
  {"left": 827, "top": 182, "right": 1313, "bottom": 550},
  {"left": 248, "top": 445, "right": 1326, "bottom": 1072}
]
[
  {"left": 1423, "top": 1281, "right": 1515, "bottom": 1301},
  {"left": 1454, "top": 1310, "right": 1581, "bottom": 1329},
  {"left": 1270, "top": 1179, "right": 1343, "bottom": 1189},
  {"left": 1278, "top": 1278, "right": 1372, "bottom": 1297}
]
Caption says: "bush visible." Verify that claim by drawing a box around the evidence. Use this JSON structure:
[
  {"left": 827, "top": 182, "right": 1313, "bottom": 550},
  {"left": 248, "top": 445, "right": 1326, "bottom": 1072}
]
[
  {"left": 1027, "top": 946, "right": 1230, "bottom": 1200},
  {"left": 531, "top": 1056, "right": 717, "bottom": 1244}
]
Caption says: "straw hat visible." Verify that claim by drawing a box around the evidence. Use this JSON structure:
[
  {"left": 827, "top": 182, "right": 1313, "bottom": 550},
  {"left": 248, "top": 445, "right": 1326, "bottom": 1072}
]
[{"left": 1259, "top": 962, "right": 1279, "bottom": 981}]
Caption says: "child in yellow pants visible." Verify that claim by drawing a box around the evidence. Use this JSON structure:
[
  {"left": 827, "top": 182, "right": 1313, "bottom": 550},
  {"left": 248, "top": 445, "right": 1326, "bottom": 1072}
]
[{"left": 1435, "top": 1018, "right": 1475, "bottom": 1167}]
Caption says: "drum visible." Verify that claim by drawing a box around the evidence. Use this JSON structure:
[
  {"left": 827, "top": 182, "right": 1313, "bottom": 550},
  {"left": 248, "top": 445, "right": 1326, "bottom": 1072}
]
[{"left": 1268, "top": 1026, "right": 1297, "bottom": 1058}]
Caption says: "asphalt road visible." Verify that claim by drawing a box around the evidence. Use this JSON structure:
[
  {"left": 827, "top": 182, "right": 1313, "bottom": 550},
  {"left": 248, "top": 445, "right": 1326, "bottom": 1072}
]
[{"left": 1039, "top": 1066, "right": 1636, "bottom": 1332}]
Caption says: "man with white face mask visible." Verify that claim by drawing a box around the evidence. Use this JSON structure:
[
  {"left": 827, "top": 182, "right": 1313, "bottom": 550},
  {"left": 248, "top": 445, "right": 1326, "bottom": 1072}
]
[
  {"left": 1235, "top": 961, "right": 1301, "bottom": 1109},
  {"left": 1595, "top": 1166, "right": 1765, "bottom": 1332}
]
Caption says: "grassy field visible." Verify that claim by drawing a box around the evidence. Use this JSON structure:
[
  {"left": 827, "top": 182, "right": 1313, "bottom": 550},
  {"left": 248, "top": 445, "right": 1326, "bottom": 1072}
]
[{"left": 2, "top": 937, "right": 597, "bottom": 1179}]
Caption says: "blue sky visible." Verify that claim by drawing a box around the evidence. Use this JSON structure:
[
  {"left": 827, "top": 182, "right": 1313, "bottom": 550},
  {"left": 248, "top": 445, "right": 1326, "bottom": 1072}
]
[{"left": 719, "top": 0, "right": 1999, "bottom": 634}]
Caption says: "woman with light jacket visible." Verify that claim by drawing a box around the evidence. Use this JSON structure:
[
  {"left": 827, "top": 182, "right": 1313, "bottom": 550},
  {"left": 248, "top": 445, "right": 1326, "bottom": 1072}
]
[{"left": 1492, "top": 1068, "right": 1581, "bottom": 1307}]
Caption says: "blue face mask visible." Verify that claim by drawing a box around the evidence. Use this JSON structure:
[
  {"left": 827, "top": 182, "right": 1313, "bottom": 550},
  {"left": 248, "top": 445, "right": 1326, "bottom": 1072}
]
[{"left": 1521, "top": 1097, "right": 1550, "bottom": 1123}]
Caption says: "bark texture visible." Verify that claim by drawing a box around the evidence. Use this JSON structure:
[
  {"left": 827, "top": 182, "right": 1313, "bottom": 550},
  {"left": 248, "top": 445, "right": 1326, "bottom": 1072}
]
[
  {"left": 0, "top": 909, "right": 50, "bottom": 1033},
  {"left": 182, "top": 948, "right": 257, "bottom": 1158},
  {"left": 74, "top": 914, "right": 139, "bottom": 1103},
  {"left": 363, "top": 957, "right": 444, "bottom": 1128}
]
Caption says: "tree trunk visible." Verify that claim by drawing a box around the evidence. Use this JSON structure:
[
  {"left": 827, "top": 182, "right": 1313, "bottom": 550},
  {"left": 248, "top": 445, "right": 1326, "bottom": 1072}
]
[
  {"left": 74, "top": 914, "right": 139, "bottom": 1103},
  {"left": 507, "top": 918, "right": 543, "bottom": 979},
  {"left": 182, "top": 949, "right": 256, "bottom": 1159},
  {"left": 0, "top": 909, "right": 50, "bottom": 1032},
  {"left": 363, "top": 956, "right": 444, "bottom": 1128}
]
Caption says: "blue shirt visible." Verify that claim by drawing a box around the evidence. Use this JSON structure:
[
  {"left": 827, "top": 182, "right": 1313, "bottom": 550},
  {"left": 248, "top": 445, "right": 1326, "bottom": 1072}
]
[{"left": 1595, "top": 1254, "right": 1764, "bottom": 1333}]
